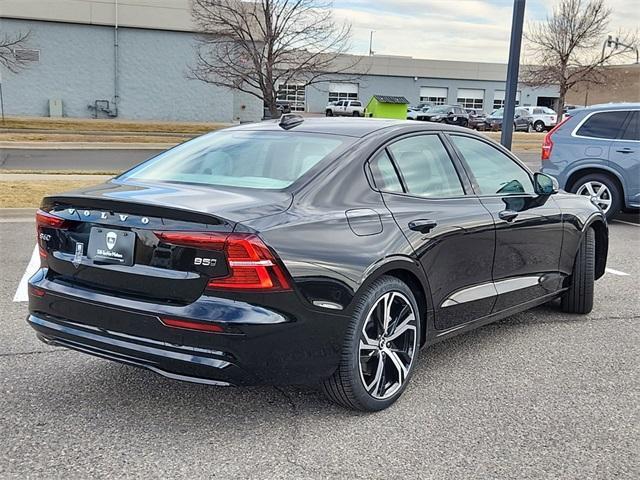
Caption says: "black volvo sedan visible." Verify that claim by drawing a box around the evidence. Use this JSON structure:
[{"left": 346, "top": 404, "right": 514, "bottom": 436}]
[{"left": 28, "top": 116, "right": 608, "bottom": 411}]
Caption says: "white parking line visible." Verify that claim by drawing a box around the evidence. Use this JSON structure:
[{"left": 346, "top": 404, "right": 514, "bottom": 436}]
[
  {"left": 13, "top": 245, "right": 40, "bottom": 302},
  {"left": 605, "top": 268, "right": 630, "bottom": 277}
]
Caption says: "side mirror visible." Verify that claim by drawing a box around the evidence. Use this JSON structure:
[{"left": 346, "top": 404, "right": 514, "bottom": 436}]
[{"left": 534, "top": 172, "right": 559, "bottom": 195}]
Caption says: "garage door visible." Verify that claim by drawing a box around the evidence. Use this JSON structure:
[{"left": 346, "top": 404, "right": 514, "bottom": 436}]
[
  {"left": 456, "top": 88, "right": 484, "bottom": 110},
  {"left": 329, "top": 83, "right": 359, "bottom": 103},
  {"left": 419, "top": 87, "right": 448, "bottom": 104}
]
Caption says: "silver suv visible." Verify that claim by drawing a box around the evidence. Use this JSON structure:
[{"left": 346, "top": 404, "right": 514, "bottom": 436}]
[
  {"left": 540, "top": 103, "right": 639, "bottom": 219},
  {"left": 521, "top": 106, "right": 558, "bottom": 132}
]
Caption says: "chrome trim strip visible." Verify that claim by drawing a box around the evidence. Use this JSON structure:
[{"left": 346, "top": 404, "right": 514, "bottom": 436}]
[
  {"left": 494, "top": 276, "right": 541, "bottom": 294},
  {"left": 441, "top": 276, "right": 542, "bottom": 308},
  {"left": 441, "top": 282, "right": 498, "bottom": 307},
  {"left": 312, "top": 300, "right": 344, "bottom": 310}
]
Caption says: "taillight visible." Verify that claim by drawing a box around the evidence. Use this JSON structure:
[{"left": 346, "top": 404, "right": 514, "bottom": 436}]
[
  {"left": 36, "top": 209, "right": 72, "bottom": 263},
  {"left": 36, "top": 209, "right": 69, "bottom": 229},
  {"left": 209, "top": 233, "right": 291, "bottom": 291},
  {"left": 542, "top": 115, "right": 570, "bottom": 161},
  {"left": 154, "top": 231, "right": 225, "bottom": 250},
  {"left": 154, "top": 231, "right": 291, "bottom": 292}
]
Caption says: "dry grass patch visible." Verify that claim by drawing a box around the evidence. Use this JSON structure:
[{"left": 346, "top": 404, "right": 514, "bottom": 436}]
[
  {"left": 0, "top": 133, "right": 189, "bottom": 144},
  {"left": 0, "top": 179, "right": 104, "bottom": 208},
  {"left": 1, "top": 116, "right": 228, "bottom": 134}
]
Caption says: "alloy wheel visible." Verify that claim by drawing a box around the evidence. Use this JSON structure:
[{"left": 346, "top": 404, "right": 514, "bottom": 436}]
[
  {"left": 576, "top": 181, "right": 612, "bottom": 214},
  {"left": 358, "top": 291, "right": 417, "bottom": 400}
]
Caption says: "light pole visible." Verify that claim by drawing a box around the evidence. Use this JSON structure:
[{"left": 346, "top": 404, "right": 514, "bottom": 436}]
[
  {"left": 369, "top": 30, "right": 375, "bottom": 56},
  {"left": 501, "top": 0, "right": 526, "bottom": 150}
]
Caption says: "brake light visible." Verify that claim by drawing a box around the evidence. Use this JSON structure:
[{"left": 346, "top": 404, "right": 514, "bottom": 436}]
[
  {"left": 542, "top": 115, "right": 570, "bottom": 161},
  {"left": 209, "top": 233, "right": 291, "bottom": 291},
  {"left": 154, "top": 231, "right": 291, "bottom": 292},
  {"left": 36, "top": 209, "right": 69, "bottom": 229},
  {"left": 36, "top": 209, "right": 72, "bottom": 263},
  {"left": 154, "top": 231, "right": 225, "bottom": 250}
]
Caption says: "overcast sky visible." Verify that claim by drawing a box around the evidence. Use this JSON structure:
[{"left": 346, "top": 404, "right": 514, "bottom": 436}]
[{"left": 333, "top": 0, "right": 639, "bottom": 63}]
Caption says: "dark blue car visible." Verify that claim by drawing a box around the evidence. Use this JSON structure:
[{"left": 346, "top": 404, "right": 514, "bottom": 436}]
[{"left": 540, "top": 103, "right": 639, "bottom": 220}]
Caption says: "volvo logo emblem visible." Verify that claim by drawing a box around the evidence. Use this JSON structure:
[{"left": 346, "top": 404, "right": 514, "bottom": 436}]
[{"left": 106, "top": 231, "right": 118, "bottom": 250}]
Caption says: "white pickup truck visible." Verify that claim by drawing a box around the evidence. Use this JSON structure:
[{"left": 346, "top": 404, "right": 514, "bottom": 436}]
[{"left": 325, "top": 100, "right": 365, "bottom": 117}]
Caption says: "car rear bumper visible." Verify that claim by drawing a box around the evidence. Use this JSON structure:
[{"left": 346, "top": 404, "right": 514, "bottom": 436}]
[{"left": 27, "top": 270, "right": 349, "bottom": 386}]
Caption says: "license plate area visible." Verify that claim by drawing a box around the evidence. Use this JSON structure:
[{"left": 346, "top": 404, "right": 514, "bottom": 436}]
[{"left": 87, "top": 227, "right": 135, "bottom": 266}]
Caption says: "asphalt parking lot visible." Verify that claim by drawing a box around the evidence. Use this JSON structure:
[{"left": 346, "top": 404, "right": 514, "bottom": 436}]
[{"left": 1, "top": 212, "right": 638, "bottom": 479}]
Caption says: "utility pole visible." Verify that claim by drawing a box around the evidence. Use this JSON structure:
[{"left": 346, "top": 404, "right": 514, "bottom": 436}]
[
  {"left": 369, "top": 31, "right": 374, "bottom": 56},
  {"left": 501, "top": 0, "right": 526, "bottom": 150}
]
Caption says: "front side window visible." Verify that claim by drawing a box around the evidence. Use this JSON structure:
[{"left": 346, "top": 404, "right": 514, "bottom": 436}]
[
  {"left": 387, "top": 135, "right": 464, "bottom": 198},
  {"left": 119, "top": 131, "right": 350, "bottom": 189},
  {"left": 450, "top": 135, "right": 534, "bottom": 195},
  {"left": 576, "top": 111, "right": 629, "bottom": 139},
  {"left": 621, "top": 111, "right": 639, "bottom": 141}
]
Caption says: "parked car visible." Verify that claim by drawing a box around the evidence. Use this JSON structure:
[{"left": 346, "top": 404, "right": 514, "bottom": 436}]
[
  {"left": 28, "top": 117, "right": 608, "bottom": 411},
  {"left": 484, "top": 107, "right": 530, "bottom": 131},
  {"left": 276, "top": 100, "right": 292, "bottom": 115},
  {"left": 520, "top": 106, "right": 557, "bottom": 132},
  {"left": 422, "top": 104, "right": 469, "bottom": 127},
  {"left": 465, "top": 109, "right": 487, "bottom": 130},
  {"left": 540, "top": 102, "right": 640, "bottom": 220},
  {"left": 407, "top": 105, "right": 432, "bottom": 120},
  {"left": 325, "top": 100, "right": 364, "bottom": 117}
]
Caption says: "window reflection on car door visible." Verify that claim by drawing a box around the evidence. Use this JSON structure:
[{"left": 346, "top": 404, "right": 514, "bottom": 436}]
[{"left": 447, "top": 134, "right": 565, "bottom": 311}]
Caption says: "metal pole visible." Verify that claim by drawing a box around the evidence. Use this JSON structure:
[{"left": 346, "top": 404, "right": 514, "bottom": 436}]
[
  {"left": 369, "top": 31, "right": 374, "bottom": 56},
  {"left": 501, "top": 0, "right": 526, "bottom": 150}
]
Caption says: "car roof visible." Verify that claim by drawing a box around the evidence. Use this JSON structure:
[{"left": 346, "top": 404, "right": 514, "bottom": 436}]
[
  {"left": 226, "top": 117, "right": 465, "bottom": 138},
  {"left": 574, "top": 102, "right": 640, "bottom": 113}
]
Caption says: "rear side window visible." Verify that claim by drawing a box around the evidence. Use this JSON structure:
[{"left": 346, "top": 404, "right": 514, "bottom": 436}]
[
  {"left": 369, "top": 150, "right": 403, "bottom": 192},
  {"left": 450, "top": 135, "right": 534, "bottom": 195},
  {"left": 621, "top": 111, "right": 639, "bottom": 141},
  {"left": 576, "top": 111, "right": 629, "bottom": 139},
  {"left": 119, "top": 131, "right": 349, "bottom": 189},
  {"left": 387, "top": 135, "right": 464, "bottom": 198},
  {"left": 351, "top": 101, "right": 362, "bottom": 107}
]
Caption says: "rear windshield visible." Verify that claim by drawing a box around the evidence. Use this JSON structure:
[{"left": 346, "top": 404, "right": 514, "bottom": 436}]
[{"left": 119, "top": 130, "right": 350, "bottom": 189}]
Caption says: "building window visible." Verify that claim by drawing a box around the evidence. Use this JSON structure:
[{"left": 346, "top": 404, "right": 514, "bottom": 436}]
[
  {"left": 328, "top": 82, "right": 359, "bottom": 103},
  {"left": 420, "top": 96, "right": 447, "bottom": 105},
  {"left": 419, "top": 87, "right": 448, "bottom": 105},
  {"left": 456, "top": 89, "right": 484, "bottom": 110},
  {"left": 277, "top": 84, "right": 306, "bottom": 111},
  {"left": 493, "top": 90, "right": 521, "bottom": 110}
]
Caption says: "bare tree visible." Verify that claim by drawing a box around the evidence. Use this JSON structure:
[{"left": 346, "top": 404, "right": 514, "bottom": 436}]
[
  {"left": 522, "top": 0, "right": 638, "bottom": 115},
  {"left": 190, "top": 0, "right": 358, "bottom": 117},
  {"left": 0, "top": 30, "right": 32, "bottom": 73}
]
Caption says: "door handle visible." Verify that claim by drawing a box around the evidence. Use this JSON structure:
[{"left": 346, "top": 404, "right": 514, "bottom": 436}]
[
  {"left": 408, "top": 219, "right": 438, "bottom": 233},
  {"left": 499, "top": 210, "right": 519, "bottom": 222},
  {"left": 616, "top": 148, "right": 633, "bottom": 154}
]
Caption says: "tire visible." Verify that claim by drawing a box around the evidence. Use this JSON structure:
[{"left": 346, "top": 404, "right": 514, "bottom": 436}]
[
  {"left": 534, "top": 120, "right": 545, "bottom": 132},
  {"left": 352, "top": 111, "right": 360, "bottom": 117},
  {"left": 325, "top": 110, "right": 333, "bottom": 117},
  {"left": 461, "top": 119, "right": 469, "bottom": 128},
  {"left": 321, "top": 276, "right": 421, "bottom": 411},
  {"left": 561, "top": 227, "right": 595, "bottom": 314},
  {"left": 570, "top": 172, "right": 622, "bottom": 221}
]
